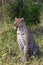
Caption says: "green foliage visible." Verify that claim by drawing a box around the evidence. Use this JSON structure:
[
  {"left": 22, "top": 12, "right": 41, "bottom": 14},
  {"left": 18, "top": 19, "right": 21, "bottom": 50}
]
[
  {"left": 0, "top": 1, "right": 2, "bottom": 6},
  {"left": 6, "top": 2, "right": 18, "bottom": 20},
  {"left": 22, "top": 2, "right": 41, "bottom": 25},
  {"left": 6, "top": 0, "right": 41, "bottom": 25}
]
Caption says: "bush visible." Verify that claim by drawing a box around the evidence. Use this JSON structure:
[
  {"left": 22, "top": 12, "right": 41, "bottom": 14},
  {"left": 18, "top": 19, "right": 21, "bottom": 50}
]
[
  {"left": 6, "top": 0, "right": 41, "bottom": 25},
  {"left": 22, "top": 2, "right": 41, "bottom": 25},
  {"left": 6, "top": 2, "right": 17, "bottom": 21}
]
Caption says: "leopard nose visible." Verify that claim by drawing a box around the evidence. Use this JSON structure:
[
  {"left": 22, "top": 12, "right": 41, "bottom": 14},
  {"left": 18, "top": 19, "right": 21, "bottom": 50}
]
[{"left": 16, "top": 26, "right": 18, "bottom": 28}]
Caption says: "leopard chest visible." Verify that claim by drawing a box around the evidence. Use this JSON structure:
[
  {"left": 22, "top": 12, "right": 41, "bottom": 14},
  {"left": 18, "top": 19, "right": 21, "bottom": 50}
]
[{"left": 17, "top": 28, "right": 28, "bottom": 46}]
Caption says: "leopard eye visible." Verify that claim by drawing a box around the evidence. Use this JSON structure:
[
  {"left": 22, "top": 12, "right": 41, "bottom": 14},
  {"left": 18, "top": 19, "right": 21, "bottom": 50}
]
[{"left": 22, "top": 20, "right": 23, "bottom": 23}]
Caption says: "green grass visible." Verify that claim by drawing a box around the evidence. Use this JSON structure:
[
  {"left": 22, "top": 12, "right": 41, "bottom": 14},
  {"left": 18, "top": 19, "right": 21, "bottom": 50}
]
[{"left": 0, "top": 18, "right": 43, "bottom": 65}]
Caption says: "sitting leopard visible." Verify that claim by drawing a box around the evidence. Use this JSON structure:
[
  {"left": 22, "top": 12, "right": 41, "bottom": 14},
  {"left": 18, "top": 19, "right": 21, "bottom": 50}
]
[{"left": 14, "top": 18, "right": 39, "bottom": 62}]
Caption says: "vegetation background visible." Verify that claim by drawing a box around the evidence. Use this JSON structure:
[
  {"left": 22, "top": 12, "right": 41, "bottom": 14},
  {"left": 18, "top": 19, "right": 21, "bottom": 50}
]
[{"left": 0, "top": 0, "right": 43, "bottom": 65}]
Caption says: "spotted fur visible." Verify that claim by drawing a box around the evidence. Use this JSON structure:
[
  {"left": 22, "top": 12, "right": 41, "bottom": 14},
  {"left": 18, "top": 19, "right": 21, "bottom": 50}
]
[{"left": 14, "top": 18, "right": 39, "bottom": 61}]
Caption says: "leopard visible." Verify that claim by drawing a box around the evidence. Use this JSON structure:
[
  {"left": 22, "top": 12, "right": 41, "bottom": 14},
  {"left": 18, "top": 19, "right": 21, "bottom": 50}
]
[{"left": 14, "top": 18, "right": 39, "bottom": 62}]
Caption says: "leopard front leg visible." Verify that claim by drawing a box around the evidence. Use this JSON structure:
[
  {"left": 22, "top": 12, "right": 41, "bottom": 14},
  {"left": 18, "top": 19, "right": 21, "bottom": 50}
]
[
  {"left": 18, "top": 43, "right": 27, "bottom": 62},
  {"left": 19, "top": 41, "right": 29, "bottom": 62},
  {"left": 23, "top": 45, "right": 27, "bottom": 61},
  {"left": 21, "top": 45, "right": 29, "bottom": 62}
]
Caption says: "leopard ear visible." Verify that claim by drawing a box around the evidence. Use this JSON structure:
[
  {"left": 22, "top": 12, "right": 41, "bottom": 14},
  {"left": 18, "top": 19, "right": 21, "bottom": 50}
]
[
  {"left": 21, "top": 18, "right": 24, "bottom": 21},
  {"left": 21, "top": 18, "right": 24, "bottom": 20},
  {"left": 15, "top": 17, "right": 17, "bottom": 20}
]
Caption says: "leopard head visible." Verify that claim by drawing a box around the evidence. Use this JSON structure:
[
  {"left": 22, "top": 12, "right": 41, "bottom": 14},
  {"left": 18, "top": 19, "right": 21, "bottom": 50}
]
[{"left": 14, "top": 18, "right": 24, "bottom": 29}]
